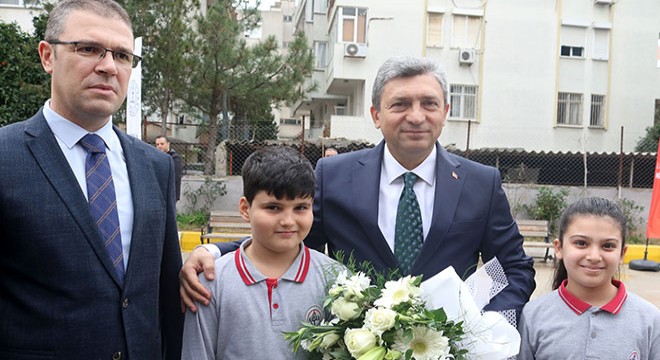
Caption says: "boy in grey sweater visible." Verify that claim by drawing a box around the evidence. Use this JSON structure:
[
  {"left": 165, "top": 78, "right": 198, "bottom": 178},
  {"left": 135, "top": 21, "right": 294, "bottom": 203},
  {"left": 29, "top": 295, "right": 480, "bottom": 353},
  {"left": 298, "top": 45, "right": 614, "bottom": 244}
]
[{"left": 182, "top": 147, "right": 341, "bottom": 360}]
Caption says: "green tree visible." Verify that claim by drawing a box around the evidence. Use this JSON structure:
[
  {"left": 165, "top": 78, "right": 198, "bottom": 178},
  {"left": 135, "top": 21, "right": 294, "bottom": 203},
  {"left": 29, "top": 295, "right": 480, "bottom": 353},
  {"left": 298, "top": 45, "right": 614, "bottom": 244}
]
[
  {"left": 635, "top": 123, "right": 660, "bottom": 152},
  {"left": 231, "top": 96, "right": 279, "bottom": 141},
  {"left": 0, "top": 16, "right": 50, "bottom": 126},
  {"left": 181, "top": 0, "right": 315, "bottom": 174},
  {"left": 120, "top": 0, "right": 196, "bottom": 132}
]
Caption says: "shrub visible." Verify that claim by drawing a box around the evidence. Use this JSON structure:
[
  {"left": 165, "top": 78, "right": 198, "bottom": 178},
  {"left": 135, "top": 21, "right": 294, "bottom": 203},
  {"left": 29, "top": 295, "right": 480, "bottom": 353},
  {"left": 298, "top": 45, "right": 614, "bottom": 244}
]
[{"left": 522, "top": 186, "right": 569, "bottom": 236}]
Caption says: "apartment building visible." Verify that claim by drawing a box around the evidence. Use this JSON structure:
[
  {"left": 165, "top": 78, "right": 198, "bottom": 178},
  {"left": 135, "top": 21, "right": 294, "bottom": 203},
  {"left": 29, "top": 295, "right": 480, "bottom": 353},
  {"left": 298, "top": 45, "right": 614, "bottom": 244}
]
[
  {"left": 0, "top": 0, "right": 43, "bottom": 32},
  {"left": 286, "top": 0, "right": 660, "bottom": 153}
]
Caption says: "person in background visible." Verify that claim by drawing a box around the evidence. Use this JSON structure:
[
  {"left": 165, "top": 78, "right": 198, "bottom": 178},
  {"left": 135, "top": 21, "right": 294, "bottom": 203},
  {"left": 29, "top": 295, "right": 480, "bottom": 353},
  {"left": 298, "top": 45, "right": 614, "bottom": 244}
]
[
  {"left": 0, "top": 0, "right": 183, "bottom": 358},
  {"left": 156, "top": 135, "right": 184, "bottom": 201},
  {"left": 179, "top": 56, "right": 535, "bottom": 325},
  {"left": 181, "top": 146, "right": 341, "bottom": 359},
  {"left": 518, "top": 197, "right": 660, "bottom": 360},
  {"left": 324, "top": 147, "right": 338, "bottom": 157}
]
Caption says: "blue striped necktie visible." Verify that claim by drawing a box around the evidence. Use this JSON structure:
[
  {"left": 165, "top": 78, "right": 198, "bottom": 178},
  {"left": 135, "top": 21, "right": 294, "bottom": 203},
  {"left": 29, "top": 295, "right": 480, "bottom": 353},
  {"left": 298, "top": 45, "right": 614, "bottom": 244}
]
[
  {"left": 79, "top": 134, "right": 125, "bottom": 283},
  {"left": 394, "top": 172, "right": 424, "bottom": 275}
]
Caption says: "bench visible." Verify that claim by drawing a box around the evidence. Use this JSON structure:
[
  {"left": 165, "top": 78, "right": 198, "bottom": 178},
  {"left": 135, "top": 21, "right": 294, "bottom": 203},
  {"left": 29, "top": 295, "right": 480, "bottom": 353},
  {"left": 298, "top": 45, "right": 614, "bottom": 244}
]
[
  {"left": 517, "top": 219, "right": 553, "bottom": 263},
  {"left": 200, "top": 210, "right": 251, "bottom": 244}
]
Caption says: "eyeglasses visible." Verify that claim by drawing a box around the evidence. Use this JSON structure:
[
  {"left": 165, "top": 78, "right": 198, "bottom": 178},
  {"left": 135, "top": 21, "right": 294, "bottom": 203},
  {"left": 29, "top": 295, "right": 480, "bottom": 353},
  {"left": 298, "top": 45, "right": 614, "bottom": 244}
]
[{"left": 47, "top": 40, "right": 142, "bottom": 69}]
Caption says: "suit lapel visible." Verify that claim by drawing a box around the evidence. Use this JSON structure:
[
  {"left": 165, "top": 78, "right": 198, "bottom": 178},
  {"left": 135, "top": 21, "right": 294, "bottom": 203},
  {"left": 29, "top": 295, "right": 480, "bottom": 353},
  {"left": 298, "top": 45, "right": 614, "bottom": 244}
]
[
  {"left": 25, "top": 113, "right": 124, "bottom": 286},
  {"left": 353, "top": 142, "right": 398, "bottom": 268},
  {"left": 414, "top": 145, "right": 465, "bottom": 272}
]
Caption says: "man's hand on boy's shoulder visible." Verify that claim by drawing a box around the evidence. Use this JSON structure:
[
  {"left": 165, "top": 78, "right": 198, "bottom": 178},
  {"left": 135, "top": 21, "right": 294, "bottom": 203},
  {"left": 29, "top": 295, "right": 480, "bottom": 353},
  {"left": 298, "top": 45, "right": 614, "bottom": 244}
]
[{"left": 180, "top": 246, "right": 216, "bottom": 313}]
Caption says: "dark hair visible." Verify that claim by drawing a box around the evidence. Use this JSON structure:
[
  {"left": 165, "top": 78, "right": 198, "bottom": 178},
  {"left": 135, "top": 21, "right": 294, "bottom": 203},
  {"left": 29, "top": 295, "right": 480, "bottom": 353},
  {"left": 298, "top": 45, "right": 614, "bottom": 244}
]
[
  {"left": 45, "top": 0, "right": 133, "bottom": 42},
  {"left": 552, "top": 197, "right": 627, "bottom": 289},
  {"left": 155, "top": 135, "right": 169, "bottom": 142},
  {"left": 241, "top": 146, "right": 315, "bottom": 204}
]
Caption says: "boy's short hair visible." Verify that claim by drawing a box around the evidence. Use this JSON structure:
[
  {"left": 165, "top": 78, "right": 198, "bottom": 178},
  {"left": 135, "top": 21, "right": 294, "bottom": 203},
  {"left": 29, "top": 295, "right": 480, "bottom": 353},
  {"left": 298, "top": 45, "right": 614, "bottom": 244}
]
[{"left": 242, "top": 146, "right": 315, "bottom": 204}]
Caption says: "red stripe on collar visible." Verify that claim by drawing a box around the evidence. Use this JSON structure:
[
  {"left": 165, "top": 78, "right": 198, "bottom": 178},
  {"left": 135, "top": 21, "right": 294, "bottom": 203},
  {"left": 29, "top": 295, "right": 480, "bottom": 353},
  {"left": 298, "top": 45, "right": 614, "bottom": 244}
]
[
  {"left": 558, "top": 279, "right": 628, "bottom": 315},
  {"left": 235, "top": 245, "right": 310, "bottom": 284},
  {"left": 235, "top": 248, "right": 256, "bottom": 285},
  {"left": 293, "top": 246, "right": 311, "bottom": 283},
  {"left": 600, "top": 280, "right": 627, "bottom": 314}
]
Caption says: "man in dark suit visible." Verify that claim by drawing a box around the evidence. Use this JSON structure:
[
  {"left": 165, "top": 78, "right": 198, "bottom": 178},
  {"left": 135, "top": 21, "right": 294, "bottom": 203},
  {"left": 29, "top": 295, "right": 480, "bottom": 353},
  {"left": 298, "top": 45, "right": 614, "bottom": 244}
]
[
  {"left": 156, "top": 135, "right": 184, "bottom": 201},
  {"left": 0, "top": 1, "right": 183, "bottom": 359},
  {"left": 179, "top": 56, "right": 535, "bottom": 321}
]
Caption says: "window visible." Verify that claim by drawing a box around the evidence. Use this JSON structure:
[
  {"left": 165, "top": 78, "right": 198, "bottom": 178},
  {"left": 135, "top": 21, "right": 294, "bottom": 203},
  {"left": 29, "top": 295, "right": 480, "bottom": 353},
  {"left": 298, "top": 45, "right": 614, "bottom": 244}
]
[
  {"left": 557, "top": 92, "right": 583, "bottom": 125},
  {"left": 593, "top": 28, "right": 609, "bottom": 60},
  {"left": 427, "top": 12, "right": 443, "bottom": 47},
  {"left": 313, "top": 0, "right": 328, "bottom": 13},
  {"left": 0, "top": 0, "right": 22, "bottom": 4},
  {"left": 305, "top": 0, "right": 313, "bottom": 22},
  {"left": 314, "top": 41, "right": 328, "bottom": 68},
  {"left": 449, "top": 84, "right": 477, "bottom": 119},
  {"left": 590, "top": 94, "right": 606, "bottom": 127},
  {"left": 560, "top": 25, "right": 586, "bottom": 59},
  {"left": 339, "top": 7, "right": 367, "bottom": 43},
  {"left": 283, "top": 15, "right": 293, "bottom": 22},
  {"left": 451, "top": 15, "right": 481, "bottom": 48},
  {"left": 560, "top": 46, "right": 584, "bottom": 58},
  {"left": 280, "top": 118, "right": 301, "bottom": 125}
]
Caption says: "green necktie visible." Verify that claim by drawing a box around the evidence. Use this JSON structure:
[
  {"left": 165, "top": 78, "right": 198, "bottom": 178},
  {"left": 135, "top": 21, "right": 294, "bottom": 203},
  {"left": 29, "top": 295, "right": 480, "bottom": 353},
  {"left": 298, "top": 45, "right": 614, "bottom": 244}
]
[{"left": 394, "top": 172, "right": 423, "bottom": 275}]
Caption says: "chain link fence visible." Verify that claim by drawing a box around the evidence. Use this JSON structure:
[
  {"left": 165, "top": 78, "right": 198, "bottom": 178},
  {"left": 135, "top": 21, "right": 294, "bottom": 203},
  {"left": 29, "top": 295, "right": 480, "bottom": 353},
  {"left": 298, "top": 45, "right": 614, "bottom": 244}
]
[{"left": 167, "top": 122, "right": 654, "bottom": 190}]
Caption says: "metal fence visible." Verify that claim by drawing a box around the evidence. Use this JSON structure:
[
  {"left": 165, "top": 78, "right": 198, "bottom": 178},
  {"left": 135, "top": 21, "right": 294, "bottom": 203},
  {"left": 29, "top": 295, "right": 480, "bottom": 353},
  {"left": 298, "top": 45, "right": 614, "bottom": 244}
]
[
  {"left": 165, "top": 122, "right": 655, "bottom": 189},
  {"left": 168, "top": 141, "right": 654, "bottom": 189}
]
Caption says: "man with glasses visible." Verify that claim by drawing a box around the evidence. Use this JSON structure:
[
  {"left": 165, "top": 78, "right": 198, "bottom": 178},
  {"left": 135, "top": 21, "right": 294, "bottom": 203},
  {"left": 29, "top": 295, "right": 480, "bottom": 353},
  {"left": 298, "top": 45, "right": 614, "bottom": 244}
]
[{"left": 0, "top": 1, "right": 183, "bottom": 359}]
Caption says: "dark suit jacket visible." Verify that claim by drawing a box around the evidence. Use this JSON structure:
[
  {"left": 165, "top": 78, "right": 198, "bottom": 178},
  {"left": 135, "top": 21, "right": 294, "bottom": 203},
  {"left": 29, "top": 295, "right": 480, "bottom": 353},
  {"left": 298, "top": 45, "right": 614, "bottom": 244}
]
[
  {"left": 306, "top": 141, "right": 536, "bottom": 317},
  {"left": 0, "top": 111, "right": 183, "bottom": 359}
]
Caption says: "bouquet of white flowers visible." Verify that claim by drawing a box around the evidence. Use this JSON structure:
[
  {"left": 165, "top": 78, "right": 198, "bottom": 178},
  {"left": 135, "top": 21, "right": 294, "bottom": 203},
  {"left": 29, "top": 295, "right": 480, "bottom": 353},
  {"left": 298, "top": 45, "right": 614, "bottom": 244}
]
[
  {"left": 285, "top": 270, "right": 466, "bottom": 360},
  {"left": 285, "top": 258, "right": 520, "bottom": 360}
]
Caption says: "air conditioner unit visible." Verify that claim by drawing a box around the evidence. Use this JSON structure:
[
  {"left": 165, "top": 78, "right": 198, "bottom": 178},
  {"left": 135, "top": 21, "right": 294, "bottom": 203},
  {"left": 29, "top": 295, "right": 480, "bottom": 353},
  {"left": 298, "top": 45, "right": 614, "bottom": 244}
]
[
  {"left": 344, "top": 43, "right": 367, "bottom": 58},
  {"left": 594, "top": 0, "right": 612, "bottom": 4},
  {"left": 458, "top": 48, "right": 475, "bottom": 65}
]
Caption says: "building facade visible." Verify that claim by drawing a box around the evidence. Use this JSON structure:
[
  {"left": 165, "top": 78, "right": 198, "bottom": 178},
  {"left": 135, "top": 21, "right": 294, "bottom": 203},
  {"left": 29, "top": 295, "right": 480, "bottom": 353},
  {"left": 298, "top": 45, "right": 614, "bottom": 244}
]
[{"left": 288, "top": 0, "right": 660, "bottom": 153}]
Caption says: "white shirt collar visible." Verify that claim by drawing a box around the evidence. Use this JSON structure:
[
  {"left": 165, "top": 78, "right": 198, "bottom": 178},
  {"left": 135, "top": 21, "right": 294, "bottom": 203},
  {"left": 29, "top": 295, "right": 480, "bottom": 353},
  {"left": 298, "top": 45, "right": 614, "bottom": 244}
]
[
  {"left": 43, "top": 100, "right": 118, "bottom": 150},
  {"left": 382, "top": 142, "right": 437, "bottom": 186}
]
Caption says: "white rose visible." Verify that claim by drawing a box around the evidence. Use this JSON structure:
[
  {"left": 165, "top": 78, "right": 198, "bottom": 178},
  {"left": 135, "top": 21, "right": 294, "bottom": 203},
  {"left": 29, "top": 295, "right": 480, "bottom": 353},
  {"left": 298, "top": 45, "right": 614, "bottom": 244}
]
[
  {"left": 319, "top": 332, "right": 341, "bottom": 349},
  {"left": 331, "top": 297, "right": 361, "bottom": 321},
  {"left": 344, "top": 328, "right": 378, "bottom": 358},
  {"left": 364, "top": 307, "right": 397, "bottom": 335}
]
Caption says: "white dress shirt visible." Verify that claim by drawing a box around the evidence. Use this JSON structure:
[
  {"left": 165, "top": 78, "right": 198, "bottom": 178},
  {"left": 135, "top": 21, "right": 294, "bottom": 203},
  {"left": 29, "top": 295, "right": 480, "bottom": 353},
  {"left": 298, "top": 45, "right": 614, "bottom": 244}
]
[
  {"left": 378, "top": 143, "right": 437, "bottom": 252},
  {"left": 43, "top": 101, "right": 134, "bottom": 268}
]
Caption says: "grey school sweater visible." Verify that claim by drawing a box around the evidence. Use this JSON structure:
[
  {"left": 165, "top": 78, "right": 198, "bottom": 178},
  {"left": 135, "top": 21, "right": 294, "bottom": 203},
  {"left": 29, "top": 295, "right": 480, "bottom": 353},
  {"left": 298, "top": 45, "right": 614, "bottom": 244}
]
[
  {"left": 518, "top": 280, "right": 660, "bottom": 360},
  {"left": 182, "top": 240, "right": 342, "bottom": 360}
]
